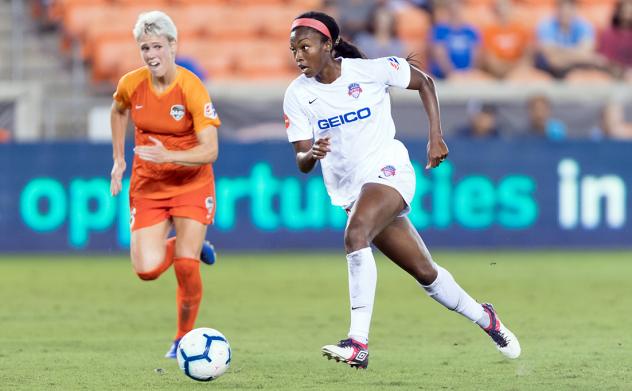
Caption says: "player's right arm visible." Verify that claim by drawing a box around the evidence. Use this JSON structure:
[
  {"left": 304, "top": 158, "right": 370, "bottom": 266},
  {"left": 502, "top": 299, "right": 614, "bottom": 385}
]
[
  {"left": 110, "top": 99, "right": 129, "bottom": 196},
  {"left": 292, "top": 137, "right": 330, "bottom": 173},
  {"left": 284, "top": 84, "right": 326, "bottom": 174}
]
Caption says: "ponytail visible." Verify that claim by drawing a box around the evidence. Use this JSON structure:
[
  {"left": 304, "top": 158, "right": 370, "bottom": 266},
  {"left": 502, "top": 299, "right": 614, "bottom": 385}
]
[{"left": 333, "top": 37, "right": 366, "bottom": 59}]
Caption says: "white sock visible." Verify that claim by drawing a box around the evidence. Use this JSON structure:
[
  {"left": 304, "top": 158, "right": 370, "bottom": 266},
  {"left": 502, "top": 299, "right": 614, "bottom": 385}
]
[
  {"left": 422, "top": 264, "right": 486, "bottom": 326},
  {"left": 346, "top": 247, "right": 376, "bottom": 345}
]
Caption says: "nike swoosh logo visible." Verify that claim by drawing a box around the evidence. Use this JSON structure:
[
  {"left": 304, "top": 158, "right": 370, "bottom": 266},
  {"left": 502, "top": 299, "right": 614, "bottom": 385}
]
[
  {"left": 135, "top": 105, "right": 143, "bottom": 109},
  {"left": 309, "top": 98, "right": 317, "bottom": 104},
  {"left": 351, "top": 306, "right": 366, "bottom": 310},
  {"left": 378, "top": 175, "right": 386, "bottom": 179}
]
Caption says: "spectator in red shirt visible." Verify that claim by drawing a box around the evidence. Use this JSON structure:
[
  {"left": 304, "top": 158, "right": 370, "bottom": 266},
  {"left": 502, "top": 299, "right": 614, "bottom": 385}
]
[{"left": 598, "top": 0, "right": 632, "bottom": 80}]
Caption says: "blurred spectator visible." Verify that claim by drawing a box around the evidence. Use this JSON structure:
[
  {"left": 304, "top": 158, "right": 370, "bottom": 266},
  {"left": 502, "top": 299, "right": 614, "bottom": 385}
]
[
  {"left": 598, "top": 0, "right": 632, "bottom": 80},
  {"left": 524, "top": 94, "right": 567, "bottom": 141},
  {"left": 455, "top": 101, "right": 500, "bottom": 139},
  {"left": 590, "top": 101, "right": 632, "bottom": 140},
  {"left": 355, "top": 4, "right": 406, "bottom": 59},
  {"left": 429, "top": 0, "right": 482, "bottom": 79},
  {"left": 481, "top": 0, "right": 533, "bottom": 79},
  {"left": 535, "top": 0, "right": 607, "bottom": 78},
  {"left": 336, "top": 0, "right": 379, "bottom": 39}
]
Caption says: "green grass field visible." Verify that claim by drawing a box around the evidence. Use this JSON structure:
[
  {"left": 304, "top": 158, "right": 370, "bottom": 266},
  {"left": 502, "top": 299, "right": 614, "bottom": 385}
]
[{"left": 1, "top": 251, "right": 631, "bottom": 390}]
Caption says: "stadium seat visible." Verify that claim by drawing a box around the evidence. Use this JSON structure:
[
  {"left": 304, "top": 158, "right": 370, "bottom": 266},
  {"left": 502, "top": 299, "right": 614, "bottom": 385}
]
[
  {"left": 201, "top": 5, "right": 263, "bottom": 38},
  {"left": 166, "top": 6, "right": 211, "bottom": 37},
  {"left": 91, "top": 35, "right": 142, "bottom": 83},
  {"left": 234, "top": 39, "right": 296, "bottom": 79},
  {"left": 261, "top": 7, "right": 308, "bottom": 38},
  {"left": 177, "top": 37, "right": 238, "bottom": 80},
  {"left": 46, "top": 0, "right": 107, "bottom": 23}
]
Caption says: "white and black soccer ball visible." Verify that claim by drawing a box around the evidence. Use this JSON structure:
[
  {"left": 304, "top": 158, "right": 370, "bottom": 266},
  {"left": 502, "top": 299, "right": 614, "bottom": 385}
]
[{"left": 176, "top": 327, "right": 231, "bottom": 381}]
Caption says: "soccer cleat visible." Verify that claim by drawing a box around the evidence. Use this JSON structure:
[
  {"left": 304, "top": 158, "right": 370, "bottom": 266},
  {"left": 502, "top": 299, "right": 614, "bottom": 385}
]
[
  {"left": 165, "top": 337, "right": 182, "bottom": 359},
  {"left": 481, "top": 303, "right": 521, "bottom": 359},
  {"left": 321, "top": 338, "right": 369, "bottom": 369},
  {"left": 200, "top": 241, "right": 217, "bottom": 266}
]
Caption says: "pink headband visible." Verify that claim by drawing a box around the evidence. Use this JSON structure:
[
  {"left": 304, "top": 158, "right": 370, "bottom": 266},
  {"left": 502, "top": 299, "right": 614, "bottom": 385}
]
[{"left": 291, "top": 18, "right": 332, "bottom": 40}]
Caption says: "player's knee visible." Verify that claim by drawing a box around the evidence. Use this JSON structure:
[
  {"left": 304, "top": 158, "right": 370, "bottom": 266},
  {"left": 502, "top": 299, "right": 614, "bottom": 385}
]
[
  {"left": 131, "top": 252, "right": 165, "bottom": 280},
  {"left": 136, "top": 270, "right": 159, "bottom": 281},
  {"left": 344, "top": 223, "right": 370, "bottom": 252},
  {"left": 414, "top": 264, "right": 438, "bottom": 285}
]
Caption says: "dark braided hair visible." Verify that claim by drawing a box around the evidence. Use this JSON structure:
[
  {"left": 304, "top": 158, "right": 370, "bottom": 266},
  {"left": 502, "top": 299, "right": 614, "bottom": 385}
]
[{"left": 293, "top": 11, "right": 366, "bottom": 59}]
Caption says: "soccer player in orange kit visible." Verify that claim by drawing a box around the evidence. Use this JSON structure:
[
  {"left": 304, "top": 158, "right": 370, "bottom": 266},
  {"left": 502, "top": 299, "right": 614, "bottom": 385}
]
[{"left": 109, "top": 10, "right": 220, "bottom": 358}]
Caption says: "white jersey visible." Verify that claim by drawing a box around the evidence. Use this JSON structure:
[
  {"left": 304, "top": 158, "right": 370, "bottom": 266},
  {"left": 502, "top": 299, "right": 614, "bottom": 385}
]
[{"left": 283, "top": 56, "right": 412, "bottom": 206}]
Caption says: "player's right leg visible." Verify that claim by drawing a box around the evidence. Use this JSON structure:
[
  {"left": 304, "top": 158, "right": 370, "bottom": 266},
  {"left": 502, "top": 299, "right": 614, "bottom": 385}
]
[
  {"left": 130, "top": 220, "right": 173, "bottom": 280},
  {"left": 372, "top": 217, "right": 521, "bottom": 359}
]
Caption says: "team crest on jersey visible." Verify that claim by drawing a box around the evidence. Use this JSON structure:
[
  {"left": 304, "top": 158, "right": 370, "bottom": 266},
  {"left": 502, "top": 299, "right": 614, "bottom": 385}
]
[
  {"left": 170, "top": 104, "right": 185, "bottom": 121},
  {"left": 381, "top": 165, "right": 397, "bottom": 177},
  {"left": 387, "top": 57, "right": 400, "bottom": 70},
  {"left": 347, "top": 83, "right": 363, "bottom": 99},
  {"left": 204, "top": 102, "right": 217, "bottom": 119}
]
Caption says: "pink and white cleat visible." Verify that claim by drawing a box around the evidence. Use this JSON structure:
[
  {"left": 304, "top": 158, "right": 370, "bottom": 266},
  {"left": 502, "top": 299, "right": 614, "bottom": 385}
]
[
  {"left": 321, "top": 338, "right": 369, "bottom": 369},
  {"left": 481, "top": 303, "right": 521, "bottom": 359}
]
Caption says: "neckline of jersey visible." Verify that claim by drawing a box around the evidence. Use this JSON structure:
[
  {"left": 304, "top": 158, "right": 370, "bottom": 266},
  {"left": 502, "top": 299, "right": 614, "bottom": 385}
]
[
  {"left": 310, "top": 58, "right": 345, "bottom": 86},
  {"left": 148, "top": 66, "right": 181, "bottom": 98}
]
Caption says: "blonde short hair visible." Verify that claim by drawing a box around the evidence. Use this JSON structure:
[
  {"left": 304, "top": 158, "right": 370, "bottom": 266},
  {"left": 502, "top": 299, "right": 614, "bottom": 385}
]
[{"left": 133, "top": 10, "right": 177, "bottom": 42}]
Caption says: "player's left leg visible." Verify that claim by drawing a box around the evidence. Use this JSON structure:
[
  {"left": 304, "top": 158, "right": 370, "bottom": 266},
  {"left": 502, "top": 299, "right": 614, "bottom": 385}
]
[
  {"left": 372, "top": 217, "right": 521, "bottom": 359},
  {"left": 164, "top": 217, "right": 208, "bottom": 359},
  {"left": 322, "top": 183, "right": 405, "bottom": 369}
]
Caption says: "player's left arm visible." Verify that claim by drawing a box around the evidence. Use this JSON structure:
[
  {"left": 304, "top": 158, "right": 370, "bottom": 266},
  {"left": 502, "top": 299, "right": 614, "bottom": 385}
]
[{"left": 406, "top": 63, "right": 449, "bottom": 169}]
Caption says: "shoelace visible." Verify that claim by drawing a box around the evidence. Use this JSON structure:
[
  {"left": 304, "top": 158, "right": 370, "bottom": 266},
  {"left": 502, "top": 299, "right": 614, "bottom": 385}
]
[
  {"left": 487, "top": 329, "right": 509, "bottom": 348},
  {"left": 338, "top": 338, "right": 355, "bottom": 348}
]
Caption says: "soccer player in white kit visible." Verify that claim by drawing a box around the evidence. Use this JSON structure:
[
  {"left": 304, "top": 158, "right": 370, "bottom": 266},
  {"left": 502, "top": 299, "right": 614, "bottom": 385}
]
[{"left": 283, "top": 11, "right": 521, "bottom": 369}]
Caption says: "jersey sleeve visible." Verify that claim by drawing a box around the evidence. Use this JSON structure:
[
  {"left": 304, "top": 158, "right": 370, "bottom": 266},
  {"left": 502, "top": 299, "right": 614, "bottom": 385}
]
[
  {"left": 283, "top": 85, "right": 312, "bottom": 142},
  {"left": 112, "top": 74, "right": 132, "bottom": 109},
  {"left": 184, "top": 73, "right": 221, "bottom": 132},
  {"left": 371, "top": 56, "right": 412, "bottom": 89}
]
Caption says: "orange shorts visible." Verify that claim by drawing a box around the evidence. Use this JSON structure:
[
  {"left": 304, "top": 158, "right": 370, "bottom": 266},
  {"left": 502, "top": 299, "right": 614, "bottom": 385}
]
[{"left": 129, "top": 184, "right": 216, "bottom": 231}]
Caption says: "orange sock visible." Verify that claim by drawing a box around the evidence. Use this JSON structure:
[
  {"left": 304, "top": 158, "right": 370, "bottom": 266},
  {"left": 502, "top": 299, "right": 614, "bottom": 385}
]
[
  {"left": 173, "top": 257, "right": 202, "bottom": 339},
  {"left": 136, "top": 237, "right": 176, "bottom": 281}
]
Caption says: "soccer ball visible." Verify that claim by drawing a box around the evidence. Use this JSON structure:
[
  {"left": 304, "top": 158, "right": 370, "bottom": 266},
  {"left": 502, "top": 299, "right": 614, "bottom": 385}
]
[{"left": 176, "top": 327, "right": 231, "bottom": 381}]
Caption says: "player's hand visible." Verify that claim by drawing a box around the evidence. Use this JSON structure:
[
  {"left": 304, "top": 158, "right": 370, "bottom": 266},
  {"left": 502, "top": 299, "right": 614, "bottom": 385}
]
[
  {"left": 426, "top": 137, "right": 449, "bottom": 169},
  {"left": 311, "top": 136, "right": 331, "bottom": 160},
  {"left": 134, "top": 136, "right": 172, "bottom": 164},
  {"left": 110, "top": 159, "right": 126, "bottom": 196}
]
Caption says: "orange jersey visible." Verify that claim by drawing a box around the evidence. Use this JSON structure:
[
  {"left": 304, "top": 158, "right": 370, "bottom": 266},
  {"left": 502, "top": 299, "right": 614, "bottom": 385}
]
[
  {"left": 113, "top": 66, "right": 221, "bottom": 199},
  {"left": 482, "top": 23, "right": 531, "bottom": 62}
]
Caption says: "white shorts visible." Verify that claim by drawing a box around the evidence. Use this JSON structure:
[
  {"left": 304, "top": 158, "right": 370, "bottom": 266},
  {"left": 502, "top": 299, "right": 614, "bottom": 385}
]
[{"left": 344, "top": 140, "right": 416, "bottom": 217}]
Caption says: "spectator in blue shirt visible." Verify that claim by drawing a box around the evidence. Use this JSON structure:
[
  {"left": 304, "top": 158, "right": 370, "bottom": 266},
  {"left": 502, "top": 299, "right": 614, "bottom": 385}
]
[
  {"left": 524, "top": 94, "right": 567, "bottom": 141},
  {"left": 535, "top": 0, "right": 607, "bottom": 78},
  {"left": 429, "top": 0, "right": 481, "bottom": 79}
]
